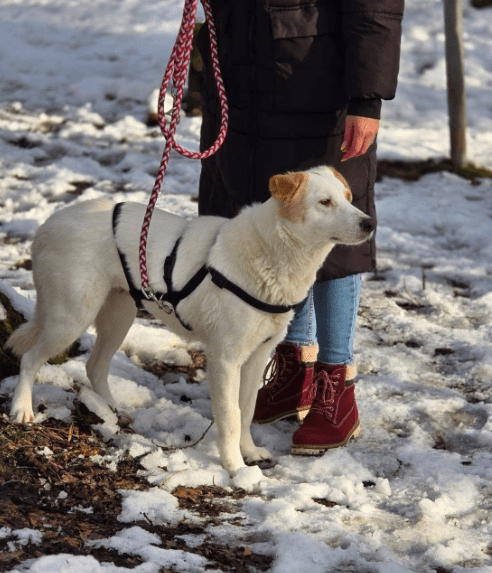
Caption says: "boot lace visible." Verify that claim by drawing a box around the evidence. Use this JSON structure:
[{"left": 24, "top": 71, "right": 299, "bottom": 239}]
[
  {"left": 261, "top": 351, "right": 294, "bottom": 389},
  {"left": 308, "top": 370, "right": 342, "bottom": 418}
]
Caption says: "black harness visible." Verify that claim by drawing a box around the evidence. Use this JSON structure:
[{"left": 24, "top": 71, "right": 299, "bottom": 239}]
[{"left": 112, "top": 203, "right": 295, "bottom": 331}]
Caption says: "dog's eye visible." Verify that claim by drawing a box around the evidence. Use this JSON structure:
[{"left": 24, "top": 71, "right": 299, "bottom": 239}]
[{"left": 320, "top": 199, "right": 333, "bottom": 207}]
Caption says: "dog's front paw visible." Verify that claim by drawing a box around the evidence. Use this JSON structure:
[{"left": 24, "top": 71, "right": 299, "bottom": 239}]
[
  {"left": 220, "top": 449, "right": 248, "bottom": 476},
  {"left": 242, "top": 445, "right": 273, "bottom": 466}
]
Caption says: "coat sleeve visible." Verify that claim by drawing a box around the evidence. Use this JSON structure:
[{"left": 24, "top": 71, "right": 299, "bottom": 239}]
[{"left": 342, "top": 0, "right": 404, "bottom": 119}]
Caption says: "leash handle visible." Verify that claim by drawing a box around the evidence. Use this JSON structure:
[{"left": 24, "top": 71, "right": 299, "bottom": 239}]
[{"left": 139, "top": 0, "right": 228, "bottom": 291}]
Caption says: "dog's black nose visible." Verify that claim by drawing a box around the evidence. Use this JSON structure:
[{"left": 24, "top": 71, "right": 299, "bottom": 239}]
[{"left": 360, "top": 217, "right": 376, "bottom": 234}]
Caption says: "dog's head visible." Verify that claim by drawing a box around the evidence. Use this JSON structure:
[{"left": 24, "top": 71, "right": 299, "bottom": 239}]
[{"left": 269, "top": 166, "right": 375, "bottom": 247}]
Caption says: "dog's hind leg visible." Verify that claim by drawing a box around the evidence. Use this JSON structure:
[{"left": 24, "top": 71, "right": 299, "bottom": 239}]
[
  {"left": 86, "top": 288, "right": 136, "bottom": 409},
  {"left": 239, "top": 343, "right": 275, "bottom": 465},
  {"left": 10, "top": 307, "right": 101, "bottom": 424}
]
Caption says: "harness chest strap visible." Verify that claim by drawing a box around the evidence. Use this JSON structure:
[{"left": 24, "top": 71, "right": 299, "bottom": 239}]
[
  {"left": 112, "top": 203, "right": 295, "bottom": 331},
  {"left": 207, "top": 268, "right": 296, "bottom": 314}
]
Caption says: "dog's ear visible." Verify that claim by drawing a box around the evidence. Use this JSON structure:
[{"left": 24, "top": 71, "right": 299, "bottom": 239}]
[
  {"left": 269, "top": 172, "right": 308, "bottom": 202},
  {"left": 269, "top": 172, "right": 309, "bottom": 222},
  {"left": 331, "top": 168, "right": 353, "bottom": 202}
]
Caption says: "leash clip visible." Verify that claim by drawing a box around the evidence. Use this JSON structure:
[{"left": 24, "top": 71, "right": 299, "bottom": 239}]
[{"left": 141, "top": 287, "right": 174, "bottom": 314}]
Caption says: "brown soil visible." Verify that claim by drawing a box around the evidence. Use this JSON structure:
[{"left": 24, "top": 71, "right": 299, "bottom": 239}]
[{"left": 0, "top": 398, "right": 272, "bottom": 572}]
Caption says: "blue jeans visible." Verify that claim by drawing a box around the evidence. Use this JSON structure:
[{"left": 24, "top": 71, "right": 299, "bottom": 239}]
[{"left": 285, "top": 275, "right": 362, "bottom": 365}]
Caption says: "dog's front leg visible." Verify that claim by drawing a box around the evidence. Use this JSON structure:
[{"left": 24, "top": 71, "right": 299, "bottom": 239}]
[
  {"left": 239, "top": 344, "right": 274, "bottom": 464},
  {"left": 207, "top": 356, "right": 246, "bottom": 475}
]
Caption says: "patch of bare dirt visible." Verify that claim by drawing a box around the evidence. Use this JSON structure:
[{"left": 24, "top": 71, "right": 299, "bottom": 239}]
[
  {"left": 0, "top": 398, "right": 272, "bottom": 572},
  {"left": 376, "top": 158, "right": 492, "bottom": 184},
  {"left": 138, "top": 348, "right": 207, "bottom": 382}
]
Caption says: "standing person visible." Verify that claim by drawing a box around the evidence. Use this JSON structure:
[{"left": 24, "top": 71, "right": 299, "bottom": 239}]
[{"left": 196, "top": 0, "right": 404, "bottom": 455}]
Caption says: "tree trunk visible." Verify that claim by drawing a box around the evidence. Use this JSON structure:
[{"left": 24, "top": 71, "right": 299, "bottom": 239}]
[{"left": 443, "top": 0, "right": 467, "bottom": 167}]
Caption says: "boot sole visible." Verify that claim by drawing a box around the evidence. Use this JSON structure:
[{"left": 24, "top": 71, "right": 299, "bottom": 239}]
[
  {"left": 254, "top": 406, "right": 310, "bottom": 425},
  {"left": 290, "top": 422, "right": 361, "bottom": 456}
]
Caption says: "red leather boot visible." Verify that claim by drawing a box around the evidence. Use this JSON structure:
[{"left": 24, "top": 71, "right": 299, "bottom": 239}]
[
  {"left": 291, "top": 363, "right": 360, "bottom": 455},
  {"left": 253, "top": 342, "right": 318, "bottom": 424}
]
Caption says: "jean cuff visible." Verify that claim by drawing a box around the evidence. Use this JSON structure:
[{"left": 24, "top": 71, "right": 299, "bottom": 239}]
[
  {"left": 283, "top": 339, "right": 318, "bottom": 348},
  {"left": 317, "top": 358, "right": 355, "bottom": 367}
]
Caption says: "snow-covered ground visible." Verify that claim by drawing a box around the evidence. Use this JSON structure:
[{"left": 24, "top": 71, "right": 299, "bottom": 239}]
[{"left": 1, "top": 0, "right": 492, "bottom": 571}]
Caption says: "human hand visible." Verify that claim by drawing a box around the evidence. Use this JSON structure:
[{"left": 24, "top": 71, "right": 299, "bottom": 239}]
[{"left": 341, "top": 115, "right": 379, "bottom": 162}]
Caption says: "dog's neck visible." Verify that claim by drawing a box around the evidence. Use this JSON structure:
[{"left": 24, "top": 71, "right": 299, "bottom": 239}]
[{"left": 210, "top": 199, "right": 335, "bottom": 306}]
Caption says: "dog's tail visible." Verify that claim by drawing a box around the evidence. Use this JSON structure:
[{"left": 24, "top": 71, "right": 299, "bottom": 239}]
[{"left": 6, "top": 319, "right": 42, "bottom": 356}]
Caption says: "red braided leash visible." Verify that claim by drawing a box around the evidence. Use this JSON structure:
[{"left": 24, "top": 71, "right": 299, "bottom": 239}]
[{"left": 139, "top": 0, "right": 228, "bottom": 298}]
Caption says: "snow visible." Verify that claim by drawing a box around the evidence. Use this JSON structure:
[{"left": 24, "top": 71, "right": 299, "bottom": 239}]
[
  {"left": 1, "top": 0, "right": 492, "bottom": 571},
  {"left": 89, "top": 525, "right": 214, "bottom": 572}
]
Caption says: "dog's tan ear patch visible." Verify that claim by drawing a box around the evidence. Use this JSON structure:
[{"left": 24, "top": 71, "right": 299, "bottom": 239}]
[
  {"left": 269, "top": 172, "right": 308, "bottom": 202},
  {"left": 332, "top": 168, "right": 353, "bottom": 203},
  {"left": 269, "top": 172, "right": 309, "bottom": 222}
]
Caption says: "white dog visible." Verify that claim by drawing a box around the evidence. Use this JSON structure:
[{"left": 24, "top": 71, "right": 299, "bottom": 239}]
[{"left": 7, "top": 166, "right": 374, "bottom": 475}]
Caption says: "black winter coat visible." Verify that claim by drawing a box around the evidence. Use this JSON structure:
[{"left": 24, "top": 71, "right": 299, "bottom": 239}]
[{"left": 197, "top": 0, "right": 404, "bottom": 280}]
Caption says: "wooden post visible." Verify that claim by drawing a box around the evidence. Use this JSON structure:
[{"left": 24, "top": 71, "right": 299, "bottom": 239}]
[{"left": 443, "top": 0, "right": 467, "bottom": 167}]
